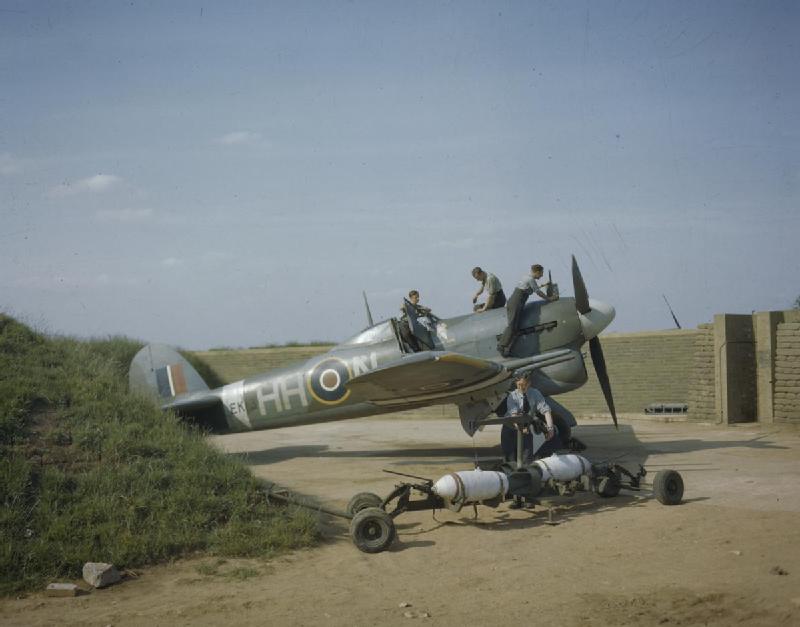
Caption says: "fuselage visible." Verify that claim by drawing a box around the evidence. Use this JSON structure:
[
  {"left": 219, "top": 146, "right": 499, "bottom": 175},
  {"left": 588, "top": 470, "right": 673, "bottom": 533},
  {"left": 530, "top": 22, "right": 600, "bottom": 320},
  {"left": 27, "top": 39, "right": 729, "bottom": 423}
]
[{"left": 210, "top": 297, "right": 606, "bottom": 433}]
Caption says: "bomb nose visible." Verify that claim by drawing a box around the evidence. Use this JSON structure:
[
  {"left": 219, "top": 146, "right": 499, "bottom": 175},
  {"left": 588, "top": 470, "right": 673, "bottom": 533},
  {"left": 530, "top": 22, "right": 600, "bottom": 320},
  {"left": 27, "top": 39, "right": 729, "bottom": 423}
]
[{"left": 579, "top": 298, "right": 615, "bottom": 341}]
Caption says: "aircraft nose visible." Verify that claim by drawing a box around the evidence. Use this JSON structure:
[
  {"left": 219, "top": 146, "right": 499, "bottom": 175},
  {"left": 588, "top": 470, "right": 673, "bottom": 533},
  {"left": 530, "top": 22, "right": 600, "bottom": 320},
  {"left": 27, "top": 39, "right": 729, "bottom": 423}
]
[{"left": 579, "top": 299, "right": 616, "bottom": 341}]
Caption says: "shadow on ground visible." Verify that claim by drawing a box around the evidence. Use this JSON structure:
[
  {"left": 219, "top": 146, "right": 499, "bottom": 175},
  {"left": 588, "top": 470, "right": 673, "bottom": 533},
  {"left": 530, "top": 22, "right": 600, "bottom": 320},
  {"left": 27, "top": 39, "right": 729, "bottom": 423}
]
[
  {"left": 230, "top": 424, "right": 786, "bottom": 468},
  {"left": 312, "top": 490, "right": 669, "bottom": 553}
]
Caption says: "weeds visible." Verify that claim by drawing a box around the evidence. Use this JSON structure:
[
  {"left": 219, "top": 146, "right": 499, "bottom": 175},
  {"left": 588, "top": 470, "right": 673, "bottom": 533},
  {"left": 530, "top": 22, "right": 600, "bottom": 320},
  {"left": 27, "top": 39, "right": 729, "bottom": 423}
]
[{"left": 0, "top": 314, "right": 318, "bottom": 595}]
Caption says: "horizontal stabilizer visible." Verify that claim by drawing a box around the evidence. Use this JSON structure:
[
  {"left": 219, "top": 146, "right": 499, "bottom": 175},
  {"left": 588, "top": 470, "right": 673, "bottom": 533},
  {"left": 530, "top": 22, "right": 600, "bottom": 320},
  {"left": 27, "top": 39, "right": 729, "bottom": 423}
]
[
  {"left": 129, "top": 343, "right": 210, "bottom": 402},
  {"left": 346, "top": 351, "right": 511, "bottom": 405}
]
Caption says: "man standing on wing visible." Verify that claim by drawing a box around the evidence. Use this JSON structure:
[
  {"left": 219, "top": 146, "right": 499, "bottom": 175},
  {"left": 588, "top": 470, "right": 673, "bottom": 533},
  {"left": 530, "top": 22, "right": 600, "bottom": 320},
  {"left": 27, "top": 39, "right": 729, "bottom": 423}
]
[{"left": 497, "top": 264, "right": 553, "bottom": 356}]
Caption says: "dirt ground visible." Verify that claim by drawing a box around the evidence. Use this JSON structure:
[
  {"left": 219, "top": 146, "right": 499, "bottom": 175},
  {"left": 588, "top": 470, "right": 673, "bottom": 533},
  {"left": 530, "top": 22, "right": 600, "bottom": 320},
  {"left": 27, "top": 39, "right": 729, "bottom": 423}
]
[{"left": 3, "top": 416, "right": 800, "bottom": 626}]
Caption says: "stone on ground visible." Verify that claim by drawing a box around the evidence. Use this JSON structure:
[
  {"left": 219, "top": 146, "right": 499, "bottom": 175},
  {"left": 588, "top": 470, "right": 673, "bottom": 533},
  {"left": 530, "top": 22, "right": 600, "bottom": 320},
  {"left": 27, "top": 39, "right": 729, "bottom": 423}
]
[
  {"left": 46, "top": 583, "right": 79, "bottom": 597},
  {"left": 82, "top": 563, "right": 121, "bottom": 588}
]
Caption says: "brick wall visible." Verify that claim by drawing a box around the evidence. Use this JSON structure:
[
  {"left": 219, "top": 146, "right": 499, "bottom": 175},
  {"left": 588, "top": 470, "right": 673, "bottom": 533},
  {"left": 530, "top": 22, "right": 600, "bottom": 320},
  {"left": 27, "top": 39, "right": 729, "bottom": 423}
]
[
  {"left": 686, "top": 324, "right": 715, "bottom": 421},
  {"left": 775, "top": 321, "right": 800, "bottom": 423},
  {"left": 554, "top": 329, "right": 699, "bottom": 415}
]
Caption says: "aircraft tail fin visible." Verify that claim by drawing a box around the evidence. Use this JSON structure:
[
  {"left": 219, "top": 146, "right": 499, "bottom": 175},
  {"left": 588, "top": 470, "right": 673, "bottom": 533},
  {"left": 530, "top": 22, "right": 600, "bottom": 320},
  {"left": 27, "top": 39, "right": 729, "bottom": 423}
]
[{"left": 129, "top": 343, "right": 210, "bottom": 401}]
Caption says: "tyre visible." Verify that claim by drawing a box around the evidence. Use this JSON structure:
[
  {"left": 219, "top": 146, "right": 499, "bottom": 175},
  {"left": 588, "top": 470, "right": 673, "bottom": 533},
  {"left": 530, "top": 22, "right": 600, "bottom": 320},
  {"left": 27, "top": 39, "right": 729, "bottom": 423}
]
[
  {"left": 349, "top": 507, "right": 396, "bottom": 553},
  {"left": 346, "top": 492, "right": 383, "bottom": 516},
  {"left": 653, "top": 470, "right": 684, "bottom": 505},
  {"left": 597, "top": 475, "right": 621, "bottom": 498}
]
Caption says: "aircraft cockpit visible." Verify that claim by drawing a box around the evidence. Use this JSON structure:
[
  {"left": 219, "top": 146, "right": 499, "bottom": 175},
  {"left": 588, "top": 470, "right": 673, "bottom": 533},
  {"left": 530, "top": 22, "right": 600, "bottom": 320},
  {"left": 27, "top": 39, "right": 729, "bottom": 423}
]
[
  {"left": 341, "top": 320, "right": 396, "bottom": 346},
  {"left": 340, "top": 306, "right": 442, "bottom": 355}
]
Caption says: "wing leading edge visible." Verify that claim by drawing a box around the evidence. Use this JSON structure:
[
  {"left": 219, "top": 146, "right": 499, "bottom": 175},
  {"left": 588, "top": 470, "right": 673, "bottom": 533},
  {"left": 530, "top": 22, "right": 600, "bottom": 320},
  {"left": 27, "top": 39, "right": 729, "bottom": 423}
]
[
  {"left": 346, "top": 348, "right": 578, "bottom": 407},
  {"left": 346, "top": 351, "right": 508, "bottom": 405}
]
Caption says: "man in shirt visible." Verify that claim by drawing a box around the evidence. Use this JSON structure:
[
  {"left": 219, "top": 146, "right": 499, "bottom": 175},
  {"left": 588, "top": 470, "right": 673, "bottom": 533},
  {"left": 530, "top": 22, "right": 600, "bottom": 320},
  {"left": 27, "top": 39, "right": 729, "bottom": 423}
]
[
  {"left": 517, "top": 264, "right": 550, "bottom": 301},
  {"left": 399, "top": 290, "right": 436, "bottom": 351},
  {"left": 471, "top": 267, "right": 507, "bottom": 312},
  {"left": 401, "top": 290, "right": 435, "bottom": 330},
  {"left": 500, "top": 373, "right": 559, "bottom": 463},
  {"left": 497, "top": 264, "right": 553, "bottom": 357}
]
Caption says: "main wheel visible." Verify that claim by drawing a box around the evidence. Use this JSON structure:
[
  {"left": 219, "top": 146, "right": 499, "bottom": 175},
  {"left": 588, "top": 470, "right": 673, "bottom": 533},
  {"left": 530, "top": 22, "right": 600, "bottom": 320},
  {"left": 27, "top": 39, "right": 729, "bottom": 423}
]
[
  {"left": 597, "top": 475, "right": 621, "bottom": 498},
  {"left": 349, "top": 507, "right": 396, "bottom": 553},
  {"left": 346, "top": 492, "right": 383, "bottom": 516},
  {"left": 653, "top": 470, "right": 684, "bottom": 505}
]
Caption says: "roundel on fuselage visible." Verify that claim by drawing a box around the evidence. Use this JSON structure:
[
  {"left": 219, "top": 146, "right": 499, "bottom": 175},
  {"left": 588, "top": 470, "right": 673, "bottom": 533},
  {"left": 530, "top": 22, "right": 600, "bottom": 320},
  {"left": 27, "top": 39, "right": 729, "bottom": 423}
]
[{"left": 307, "top": 357, "right": 352, "bottom": 405}]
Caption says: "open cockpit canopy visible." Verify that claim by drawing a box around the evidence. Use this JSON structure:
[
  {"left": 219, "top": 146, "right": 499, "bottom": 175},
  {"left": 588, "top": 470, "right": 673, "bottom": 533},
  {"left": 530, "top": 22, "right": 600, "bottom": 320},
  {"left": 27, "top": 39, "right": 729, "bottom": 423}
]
[{"left": 341, "top": 319, "right": 396, "bottom": 346}]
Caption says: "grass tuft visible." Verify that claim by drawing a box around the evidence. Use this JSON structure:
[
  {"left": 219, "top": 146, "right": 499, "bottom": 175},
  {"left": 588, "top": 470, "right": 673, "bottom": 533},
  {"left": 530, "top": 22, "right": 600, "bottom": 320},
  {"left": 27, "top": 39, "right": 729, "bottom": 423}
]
[{"left": 0, "top": 314, "right": 318, "bottom": 595}]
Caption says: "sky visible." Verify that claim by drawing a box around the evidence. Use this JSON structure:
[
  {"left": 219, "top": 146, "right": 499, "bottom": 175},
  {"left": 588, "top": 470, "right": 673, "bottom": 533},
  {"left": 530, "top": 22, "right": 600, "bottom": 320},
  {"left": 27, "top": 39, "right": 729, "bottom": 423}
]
[{"left": 1, "top": 0, "right": 798, "bottom": 349}]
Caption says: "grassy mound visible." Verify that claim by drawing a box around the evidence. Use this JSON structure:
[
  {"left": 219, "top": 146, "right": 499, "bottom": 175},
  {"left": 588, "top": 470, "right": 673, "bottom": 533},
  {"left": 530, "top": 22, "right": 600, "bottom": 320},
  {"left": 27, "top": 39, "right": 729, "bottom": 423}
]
[{"left": 0, "top": 315, "right": 317, "bottom": 595}]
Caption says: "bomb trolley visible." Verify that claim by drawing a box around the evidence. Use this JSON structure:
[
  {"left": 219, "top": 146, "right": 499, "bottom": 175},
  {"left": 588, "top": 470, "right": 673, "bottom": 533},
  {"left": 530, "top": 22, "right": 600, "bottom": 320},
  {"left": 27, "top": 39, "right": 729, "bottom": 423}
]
[{"left": 345, "top": 413, "right": 685, "bottom": 554}]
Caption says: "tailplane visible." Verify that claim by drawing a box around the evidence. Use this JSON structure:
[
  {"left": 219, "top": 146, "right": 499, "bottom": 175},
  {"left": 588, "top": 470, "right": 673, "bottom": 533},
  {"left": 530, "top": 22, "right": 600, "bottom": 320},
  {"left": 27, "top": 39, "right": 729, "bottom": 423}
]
[{"left": 129, "top": 343, "right": 209, "bottom": 401}]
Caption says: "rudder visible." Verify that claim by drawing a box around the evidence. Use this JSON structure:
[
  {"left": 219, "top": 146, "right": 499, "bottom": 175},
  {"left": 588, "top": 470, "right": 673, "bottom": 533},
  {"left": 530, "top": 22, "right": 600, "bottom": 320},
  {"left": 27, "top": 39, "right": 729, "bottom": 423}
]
[{"left": 129, "top": 343, "right": 210, "bottom": 401}]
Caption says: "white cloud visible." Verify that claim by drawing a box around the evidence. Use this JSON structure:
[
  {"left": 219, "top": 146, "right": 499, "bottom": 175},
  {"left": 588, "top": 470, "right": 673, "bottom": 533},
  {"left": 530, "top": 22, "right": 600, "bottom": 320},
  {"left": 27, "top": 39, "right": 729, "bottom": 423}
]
[
  {"left": 161, "top": 257, "right": 184, "bottom": 267},
  {"left": 95, "top": 208, "right": 155, "bottom": 223},
  {"left": 0, "top": 153, "right": 27, "bottom": 176},
  {"left": 49, "top": 174, "right": 122, "bottom": 197},
  {"left": 216, "top": 131, "right": 261, "bottom": 145}
]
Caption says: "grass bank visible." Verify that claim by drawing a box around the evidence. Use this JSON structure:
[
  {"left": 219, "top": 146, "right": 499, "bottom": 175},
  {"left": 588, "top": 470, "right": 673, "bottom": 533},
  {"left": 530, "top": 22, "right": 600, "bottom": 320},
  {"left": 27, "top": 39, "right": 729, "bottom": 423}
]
[{"left": 0, "top": 315, "right": 318, "bottom": 595}]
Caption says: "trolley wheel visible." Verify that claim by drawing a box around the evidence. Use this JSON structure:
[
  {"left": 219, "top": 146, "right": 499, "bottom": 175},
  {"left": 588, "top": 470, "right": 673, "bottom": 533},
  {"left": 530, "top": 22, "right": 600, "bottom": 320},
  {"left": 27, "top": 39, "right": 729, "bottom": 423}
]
[
  {"left": 349, "top": 507, "right": 396, "bottom": 553},
  {"left": 346, "top": 492, "right": 383, "bottom": 516},
  {"left": 653, "top": 470, "right": 684, "bottom": 505},
  {"left": 597, "top": 475, "right": 621, "bottom": 498}
]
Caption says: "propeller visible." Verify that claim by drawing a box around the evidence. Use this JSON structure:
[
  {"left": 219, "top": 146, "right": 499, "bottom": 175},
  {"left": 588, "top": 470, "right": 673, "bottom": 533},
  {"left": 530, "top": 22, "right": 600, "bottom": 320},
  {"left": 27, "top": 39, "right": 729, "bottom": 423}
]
[
  {"left": 571, "top": 255, "right": 591, "bottom": 315},
  {"left": 589, "top": 336, "right": 618, "bottom": 430},
  {"left": 571, "top": 255, "right": 618, "bottom": 430}
]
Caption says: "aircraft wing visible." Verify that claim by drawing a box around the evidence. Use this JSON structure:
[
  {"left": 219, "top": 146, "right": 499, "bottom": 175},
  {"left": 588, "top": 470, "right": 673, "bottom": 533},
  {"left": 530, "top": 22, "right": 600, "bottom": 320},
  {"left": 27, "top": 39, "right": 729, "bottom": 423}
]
[{"left": 346, "top": 351, "right": 512, "bottom": 405}]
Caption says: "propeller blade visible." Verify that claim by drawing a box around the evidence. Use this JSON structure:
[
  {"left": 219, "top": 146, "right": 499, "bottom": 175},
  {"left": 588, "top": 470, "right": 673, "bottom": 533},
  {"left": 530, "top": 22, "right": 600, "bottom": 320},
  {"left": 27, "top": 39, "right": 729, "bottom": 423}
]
[
  {"left": 571, "top": 255, "right": 591, "bottom": 315},
  {"left": 589, "top": 336, "right": 618, "bottom": 430}
]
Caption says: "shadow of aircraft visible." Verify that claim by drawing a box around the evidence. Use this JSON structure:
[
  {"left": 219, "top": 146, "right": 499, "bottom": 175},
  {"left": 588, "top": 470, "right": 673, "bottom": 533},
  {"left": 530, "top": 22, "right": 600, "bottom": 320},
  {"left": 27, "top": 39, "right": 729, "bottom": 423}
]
[
  {"left": 229, "top": 424, "right": 785, "bottom": 473},
  {"left": 238, "top": 444, "right": 502, "bottom": 467},
  {"left": 575, "top": 424, "right": 788, "bottom": 466}
]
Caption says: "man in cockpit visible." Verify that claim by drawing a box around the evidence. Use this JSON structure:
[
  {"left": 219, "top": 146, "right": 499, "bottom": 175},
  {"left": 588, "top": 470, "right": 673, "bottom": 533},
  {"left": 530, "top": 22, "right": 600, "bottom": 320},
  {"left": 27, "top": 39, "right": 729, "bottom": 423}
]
[
  {"left": 399, "top": 290, "right": 436, "bottom": 351},
  {"left": 401, "top": 290, "right": 434, "bottom": 330}
]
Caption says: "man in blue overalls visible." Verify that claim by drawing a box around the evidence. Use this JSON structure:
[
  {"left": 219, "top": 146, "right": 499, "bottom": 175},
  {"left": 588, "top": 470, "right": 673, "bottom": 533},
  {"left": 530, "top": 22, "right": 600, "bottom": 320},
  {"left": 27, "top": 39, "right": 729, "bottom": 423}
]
[{"left": 501, "top": 373, "right": 561, "bottom": 462}]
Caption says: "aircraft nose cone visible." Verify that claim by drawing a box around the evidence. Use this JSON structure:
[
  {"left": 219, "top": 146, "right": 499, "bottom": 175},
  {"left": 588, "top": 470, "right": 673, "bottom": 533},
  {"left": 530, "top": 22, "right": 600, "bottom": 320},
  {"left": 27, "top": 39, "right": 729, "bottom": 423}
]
[{"left": 578, "top": 299, "right": 616, "bottom": 341}]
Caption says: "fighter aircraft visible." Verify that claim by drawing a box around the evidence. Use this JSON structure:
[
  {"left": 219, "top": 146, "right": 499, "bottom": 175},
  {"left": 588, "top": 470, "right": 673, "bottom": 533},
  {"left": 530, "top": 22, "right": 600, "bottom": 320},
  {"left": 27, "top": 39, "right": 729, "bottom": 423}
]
[{"left": 129, "top": 256, "right": 618, "bottom": 440}]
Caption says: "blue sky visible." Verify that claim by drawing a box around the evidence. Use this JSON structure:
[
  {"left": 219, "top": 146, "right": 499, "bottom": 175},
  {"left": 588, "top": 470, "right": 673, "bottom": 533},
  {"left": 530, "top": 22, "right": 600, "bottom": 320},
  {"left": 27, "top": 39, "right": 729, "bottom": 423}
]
[{"left": 1, "top": 1, "right": 798, "bottom": 348}]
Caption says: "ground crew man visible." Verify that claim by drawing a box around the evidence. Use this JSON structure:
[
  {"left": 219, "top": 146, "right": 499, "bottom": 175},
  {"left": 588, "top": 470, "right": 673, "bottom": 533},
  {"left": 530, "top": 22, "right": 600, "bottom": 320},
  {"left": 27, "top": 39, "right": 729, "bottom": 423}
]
[
  {"left": 497, "top": 264, "right": 553, "bottom": 356},
  {"left": 471, "top": 267, "right": 506, "bottom": 312},
  {"left": 501, "top": 373, "right": 559, "bottom": 463},
  {"left": 399, "top": 290, "right": 436, "bottom": 351}
]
